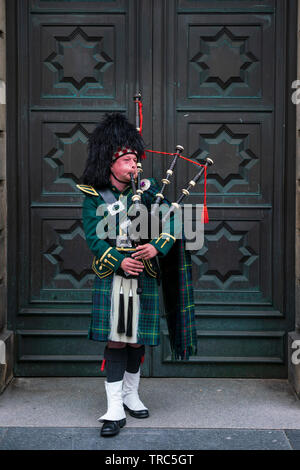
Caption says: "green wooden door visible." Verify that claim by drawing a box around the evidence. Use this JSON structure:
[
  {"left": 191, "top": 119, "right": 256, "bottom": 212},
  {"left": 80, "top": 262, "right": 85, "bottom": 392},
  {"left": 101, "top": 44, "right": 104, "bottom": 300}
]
[{"left": 8, "top": 0, "right": 296, "bottom": 377}]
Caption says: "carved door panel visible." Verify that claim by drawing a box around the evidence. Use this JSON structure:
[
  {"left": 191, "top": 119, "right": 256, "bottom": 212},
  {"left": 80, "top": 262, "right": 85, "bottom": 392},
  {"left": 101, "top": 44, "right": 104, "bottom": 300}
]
[
  {"left": 12, "top": 0, "right": 149, "bottom": 376},
  {"left": 151, "top": 0, "right": 296, "bottom": 377},
  {"left": 10, "top": 0, "right": 296, "bottom": 377}
]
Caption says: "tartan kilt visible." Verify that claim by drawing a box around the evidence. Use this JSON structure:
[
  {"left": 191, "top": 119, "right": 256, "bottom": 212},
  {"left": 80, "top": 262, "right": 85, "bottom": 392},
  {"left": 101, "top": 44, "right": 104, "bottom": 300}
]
[{"left": 88, "top": 271, "right": 161, "bottom": 346}]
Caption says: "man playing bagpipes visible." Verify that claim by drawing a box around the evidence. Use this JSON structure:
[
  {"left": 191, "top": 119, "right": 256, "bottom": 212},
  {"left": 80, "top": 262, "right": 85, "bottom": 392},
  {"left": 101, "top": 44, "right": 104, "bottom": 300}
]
[{"left": 77, "top": 111, "right": 209, "bottom": 437}]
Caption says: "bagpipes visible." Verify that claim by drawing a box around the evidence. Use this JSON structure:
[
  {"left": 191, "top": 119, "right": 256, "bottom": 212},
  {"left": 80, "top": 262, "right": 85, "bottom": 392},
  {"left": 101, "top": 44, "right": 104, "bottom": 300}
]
[
  {"left": 130, "top": 92, "right": 214, "bottom": 226},
  {"left": 122, "top": 95, "right": 213, "bottom": 356}
]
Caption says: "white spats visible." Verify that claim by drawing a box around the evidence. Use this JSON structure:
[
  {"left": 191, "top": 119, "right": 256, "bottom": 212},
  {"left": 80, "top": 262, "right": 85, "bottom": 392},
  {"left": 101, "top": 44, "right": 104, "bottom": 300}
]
[
  {"left": 98, "top": 380, "right": 126, "bottom": 422},
  {"left": 122, "top": 370, "right": 148, "bottom": 411}
]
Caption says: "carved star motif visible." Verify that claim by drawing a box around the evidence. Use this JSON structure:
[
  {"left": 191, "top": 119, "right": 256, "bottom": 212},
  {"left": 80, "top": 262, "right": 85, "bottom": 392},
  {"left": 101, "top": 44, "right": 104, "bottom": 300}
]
[
  {"left": 44, "top": 222, "right": 93, "bottom": 287},
  {"left": 191, "top": 27, "right": 258, "bottom": 93},
  {"left": 192, "top": 223, "right": 258, "bottom": 289},
  {"left": 44, "top": 124, "right": 89, "bottom": 187},
  {"left": 44, "top": 27, "right": 113, "bottom": 93},
  {"left": 190, "top": 125, "right": 258, "bottom": 192}
]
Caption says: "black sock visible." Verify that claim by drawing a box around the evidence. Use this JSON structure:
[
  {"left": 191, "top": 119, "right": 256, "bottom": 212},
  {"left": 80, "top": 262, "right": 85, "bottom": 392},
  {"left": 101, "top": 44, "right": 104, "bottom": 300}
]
[
  {"left": 104, "top": 346, "right": 128, "bottom": 383},
  {"left": 126, "top": 345, "right": 145, "bottom": 373}
]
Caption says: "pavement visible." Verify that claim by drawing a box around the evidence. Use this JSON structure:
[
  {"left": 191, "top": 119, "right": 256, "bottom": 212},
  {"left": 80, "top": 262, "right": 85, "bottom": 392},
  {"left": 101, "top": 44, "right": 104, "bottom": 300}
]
[{"left": 0, "top": 377, "right": 300, "bottom": 450}]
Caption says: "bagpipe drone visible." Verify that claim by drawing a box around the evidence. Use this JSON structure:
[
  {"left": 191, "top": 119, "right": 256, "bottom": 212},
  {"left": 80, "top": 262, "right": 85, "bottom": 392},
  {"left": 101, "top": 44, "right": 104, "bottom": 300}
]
[{"left": 129, "top": 92, "right": 214, "bottom": 228}]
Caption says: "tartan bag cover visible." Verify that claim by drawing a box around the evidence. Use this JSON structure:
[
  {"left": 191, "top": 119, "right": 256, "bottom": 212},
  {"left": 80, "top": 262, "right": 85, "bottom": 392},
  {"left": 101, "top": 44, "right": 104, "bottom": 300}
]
[{"left": 145, "top": 181, "right": 198, "bottom": 360}]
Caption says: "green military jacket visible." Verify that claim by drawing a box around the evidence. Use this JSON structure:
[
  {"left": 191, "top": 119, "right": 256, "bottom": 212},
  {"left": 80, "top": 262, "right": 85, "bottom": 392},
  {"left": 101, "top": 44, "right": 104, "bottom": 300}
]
[
  {"left": 77, "top": 177, "right": 176, "bottom": 279},
  {"left": 77, "top": 177, "right": 198, "bottom": 360}
]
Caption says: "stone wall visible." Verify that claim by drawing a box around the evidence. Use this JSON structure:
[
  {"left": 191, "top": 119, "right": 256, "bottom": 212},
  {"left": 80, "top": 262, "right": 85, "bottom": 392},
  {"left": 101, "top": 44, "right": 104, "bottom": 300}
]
[
  {"left": 297, "top": 4, "right": 300, "bottom": 337},
  {"left": 0, "top": 0, "right": 13, "bottom": 394},
  {"left": 288, "top": 0, "right": 300, "bottom": 399}
]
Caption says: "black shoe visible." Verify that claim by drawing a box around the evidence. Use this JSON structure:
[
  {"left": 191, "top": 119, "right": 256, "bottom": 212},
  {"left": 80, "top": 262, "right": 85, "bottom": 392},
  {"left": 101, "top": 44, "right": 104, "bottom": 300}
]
[
  {"left": 124, "top": 404, "right": 149, "bottom": 419},
  {"left": 100, "top": 418, "right": 126, "bottom": 437}
]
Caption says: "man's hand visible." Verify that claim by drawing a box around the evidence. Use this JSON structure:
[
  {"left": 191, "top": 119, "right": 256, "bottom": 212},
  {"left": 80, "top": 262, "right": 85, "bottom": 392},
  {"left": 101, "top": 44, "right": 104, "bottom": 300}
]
[
  {"left": 131, "top": 244, "right": 159, "bottom": 260},
  {"left": 121, "top": 257, "right": 144, "bottom": 276}
]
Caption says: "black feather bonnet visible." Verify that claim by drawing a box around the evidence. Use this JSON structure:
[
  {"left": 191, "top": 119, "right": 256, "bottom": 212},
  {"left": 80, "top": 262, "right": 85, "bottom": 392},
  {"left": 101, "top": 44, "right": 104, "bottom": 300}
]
[{"left": 81, "top": 112, "right": 146, "bottom": 189}]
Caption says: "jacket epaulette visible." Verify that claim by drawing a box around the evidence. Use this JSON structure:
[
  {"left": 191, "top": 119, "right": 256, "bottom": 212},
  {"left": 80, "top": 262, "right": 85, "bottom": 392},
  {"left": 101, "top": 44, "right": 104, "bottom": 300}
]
[{"left": 76, "top": 184, "right": 99, "bottom": 196}]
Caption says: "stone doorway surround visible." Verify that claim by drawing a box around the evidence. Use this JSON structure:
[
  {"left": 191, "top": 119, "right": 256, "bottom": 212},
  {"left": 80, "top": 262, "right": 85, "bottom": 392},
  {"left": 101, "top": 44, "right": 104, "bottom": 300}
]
[{"left": 0, "top": 0, "right": 13, "bottom": 394}]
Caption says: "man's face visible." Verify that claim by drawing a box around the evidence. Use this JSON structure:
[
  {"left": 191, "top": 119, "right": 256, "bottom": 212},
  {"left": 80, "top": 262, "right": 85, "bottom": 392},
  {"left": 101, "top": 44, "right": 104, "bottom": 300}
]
[{"left": 110, "top": 153, "right": 138, "bottom": 182}]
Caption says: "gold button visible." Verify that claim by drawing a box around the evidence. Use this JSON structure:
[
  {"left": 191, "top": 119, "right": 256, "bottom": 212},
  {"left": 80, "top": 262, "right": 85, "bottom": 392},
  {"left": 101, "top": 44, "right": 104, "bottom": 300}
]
[
  {"left": 104, "top": 259, "right": 108, "bottom": 263},
  {"left": 96, "top": 260, "right": 99, "bottom": 265},
  {"left": 166, "top": 238, "right": 170, "bottom": 242},
  {"left": 108, "top": 253, "right": 111, "bottom": 258},
  {"left": 99, "top": 266, "right": 102, "bottom": 270}
]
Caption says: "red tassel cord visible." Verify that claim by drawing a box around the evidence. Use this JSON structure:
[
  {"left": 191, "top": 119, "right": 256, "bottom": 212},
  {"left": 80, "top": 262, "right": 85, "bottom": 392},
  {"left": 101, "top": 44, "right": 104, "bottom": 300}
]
[
  {"left": 136, "top": 100, "right": 209, "bottom": 216},
  {"left": 201, "top": 165, "right": 209, "bottom": 224},
  {"left": 145, "top": 149, "right": 209, "bottom": 223},
  {"left": 138, "top": 101, "right": 143, "bottom": 134},
  {"left": 100, "top": 359, "right": 106, "bottom": 372},
  {"left": 141, "top": 355, "right": 145, "bottom": 365},
  {"left": 146, "top": 149, "right": 202, "bottom": 166},
  {"left": 134, "top": 100, "right": 147, "bottom": 160}
]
